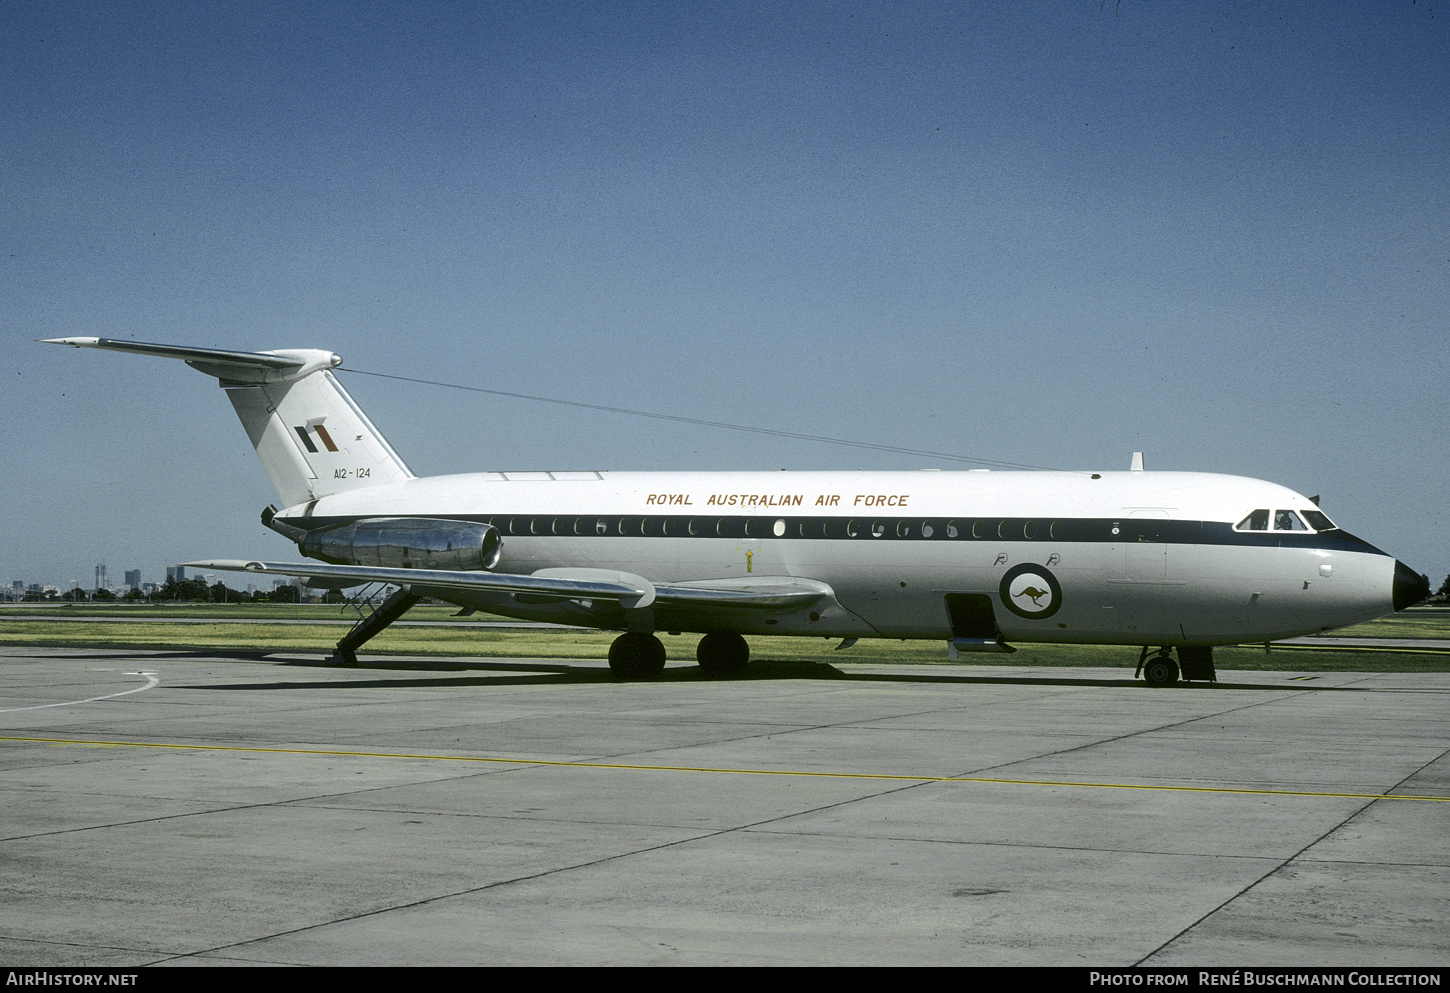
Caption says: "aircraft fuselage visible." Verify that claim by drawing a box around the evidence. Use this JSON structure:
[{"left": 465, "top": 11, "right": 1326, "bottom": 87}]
[{"left": 277, "top": 468, "right": 1403, "bottom": 647}]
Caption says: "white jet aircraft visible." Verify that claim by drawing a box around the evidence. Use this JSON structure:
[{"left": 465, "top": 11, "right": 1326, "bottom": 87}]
[{"left": 44, "top": 337, "right": 1430, "bottom": 685}]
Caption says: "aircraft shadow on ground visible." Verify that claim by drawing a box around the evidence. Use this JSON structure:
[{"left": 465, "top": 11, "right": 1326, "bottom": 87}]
[
  {"left": 162, "top": 655, "right": 1343, "bottom": 693},
  {"left": 7, "top": 648, "right": 1397, "bottom": 693}
]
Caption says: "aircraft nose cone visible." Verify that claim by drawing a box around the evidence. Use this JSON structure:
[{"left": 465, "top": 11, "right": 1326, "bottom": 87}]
[{"left": 1392, "top": 560, "right": 1431, "bottom": 612}]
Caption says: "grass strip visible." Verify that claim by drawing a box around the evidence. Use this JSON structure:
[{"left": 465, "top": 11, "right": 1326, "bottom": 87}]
[{"left": 1, "top": 619, "right": 1446, "bottom": 671}]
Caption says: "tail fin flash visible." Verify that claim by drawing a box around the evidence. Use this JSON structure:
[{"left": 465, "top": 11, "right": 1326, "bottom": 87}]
[{"left": 42, "top": 338, "right": 413, "bottom": 508}]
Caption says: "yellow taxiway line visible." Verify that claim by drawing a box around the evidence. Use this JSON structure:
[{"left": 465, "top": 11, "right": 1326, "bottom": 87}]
[{"left": 4, "top": 734, "right": 1446, "bottom": 803}]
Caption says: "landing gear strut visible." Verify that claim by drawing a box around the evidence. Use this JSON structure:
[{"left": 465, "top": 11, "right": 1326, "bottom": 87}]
[
  {"left": 608, "top": 632, "right": 666, "bottom": 679},
  {"left": 697, "top": 632, "right": 750, "bottom": 676}
]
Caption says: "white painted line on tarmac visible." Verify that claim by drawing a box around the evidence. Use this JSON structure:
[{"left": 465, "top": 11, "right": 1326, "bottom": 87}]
[{"left": 0, "top": 671, "right": 159, "bottom": 713}]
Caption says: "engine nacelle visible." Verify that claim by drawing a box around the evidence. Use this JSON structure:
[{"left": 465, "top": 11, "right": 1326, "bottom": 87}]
[{"left": 300, "top": 518, "right": 502, "bottom": 571}]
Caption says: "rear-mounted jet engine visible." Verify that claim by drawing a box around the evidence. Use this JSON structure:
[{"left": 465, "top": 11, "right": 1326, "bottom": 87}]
[{"left": 298, "top": 518, "right": 502, "bottom": 572}]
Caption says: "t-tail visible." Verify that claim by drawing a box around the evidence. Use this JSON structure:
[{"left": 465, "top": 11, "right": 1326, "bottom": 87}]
[{"left": 41, "top": 338, "right": 413, "bottom": 508}]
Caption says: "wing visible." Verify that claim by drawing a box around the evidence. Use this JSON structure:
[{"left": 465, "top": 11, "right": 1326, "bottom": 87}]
[{"left": 187, "top": 559, "right": 832, "bottom": 611}]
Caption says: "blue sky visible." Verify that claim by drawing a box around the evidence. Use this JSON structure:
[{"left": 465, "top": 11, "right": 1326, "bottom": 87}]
[{"left": 4, "top": 1, "right": 1446, "bottom": 591}]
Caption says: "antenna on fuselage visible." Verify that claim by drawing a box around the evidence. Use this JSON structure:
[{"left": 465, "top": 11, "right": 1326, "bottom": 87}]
[{"left": 1130, "top": 452, "right": 1145, "bottom": 471}]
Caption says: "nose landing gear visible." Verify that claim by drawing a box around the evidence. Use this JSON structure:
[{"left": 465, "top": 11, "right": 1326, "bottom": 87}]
[
  {"left": 1139, "top": 648, "right": 1180, "bottom": 687},
  {"left": 1135, "top": 645, "right": 1217, "bottom": 686}
]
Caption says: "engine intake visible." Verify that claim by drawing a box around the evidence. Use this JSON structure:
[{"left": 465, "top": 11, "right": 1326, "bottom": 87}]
[{"left": 300, "top": 518, "right": 502, "bottom": 571}]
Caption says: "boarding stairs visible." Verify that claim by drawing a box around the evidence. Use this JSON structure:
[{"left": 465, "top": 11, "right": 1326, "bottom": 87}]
[{"left": 330, "top": 583, "right": 420, "bottom": 666}]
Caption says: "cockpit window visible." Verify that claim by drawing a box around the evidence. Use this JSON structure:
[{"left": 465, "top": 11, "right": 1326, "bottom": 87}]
[
  {"left": 1237, "top": 509, "right": 1270, "bottom": 531},
  {"left": 1274, "top": 509, "right": 1308, "bottom": 531},
  {"left": 1301, "top": 509, "right": 1337, "bottom": 532}
]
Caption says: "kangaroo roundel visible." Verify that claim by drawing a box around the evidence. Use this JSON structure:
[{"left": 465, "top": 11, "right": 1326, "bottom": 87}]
[{"left": 999, "top": 563, "right": 1062, "bottom": 620}]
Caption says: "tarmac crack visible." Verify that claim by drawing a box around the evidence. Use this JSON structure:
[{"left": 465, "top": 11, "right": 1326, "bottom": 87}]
[
  {"left": 142, "top": 779, "right": 930, "bottom": 966},
  {"left": 1131, "top": 738, "right": 1450, "bottom": 966},
  {"left": 948, "top": 688, "right": 1308, "bottom": 780}
]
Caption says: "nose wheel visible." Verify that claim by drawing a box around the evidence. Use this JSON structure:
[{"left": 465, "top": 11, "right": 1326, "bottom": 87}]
[{"left": 1137, "top": 647, "right": 1180, "bottom": 687}]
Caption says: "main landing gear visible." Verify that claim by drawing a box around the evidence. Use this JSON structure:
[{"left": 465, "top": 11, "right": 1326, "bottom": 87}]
[
  {"left": 606, "top": 631, "right": 752, "bottom": 679},
  {"left": 607, "top": 632, "right": 667, "bottom": 679},
  {"left": 1135, "top": 646, "right": 1217, "bottom": 687},
  {"left": 696, "top": 632, "right": 750, "bottom": 676}
]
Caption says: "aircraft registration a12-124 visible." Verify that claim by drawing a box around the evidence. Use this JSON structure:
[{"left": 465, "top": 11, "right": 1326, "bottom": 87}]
[{"left": 44, "top": 337, "right": 1431, "bottom": 686}]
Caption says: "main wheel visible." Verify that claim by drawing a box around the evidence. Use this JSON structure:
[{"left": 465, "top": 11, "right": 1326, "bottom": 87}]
[
  {"left": 608, "top": 632, "right": 667, "bottom": 679},
  {"left": 1143, "top": 654, "right": 1180, "bottom": 687},
  {"left": 697, "top": 632, "right": 750, "bottom": 676}
]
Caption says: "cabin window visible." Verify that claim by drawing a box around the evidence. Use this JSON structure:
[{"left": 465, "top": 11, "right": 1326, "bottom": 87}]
[
  {"left": 847, "top": 519, "right": 863, "bottom": 538},
  {"left": 972, "top": 520, "right": 987, "bottom": 539},
  {"left": 1236, "top": 509, "right": 1270, "bottom": 531},
  {"left": 1274, "top": 509, "right": 1308, "bottom": 531},
  {"left": 617, "top": 517, "right": 636, "bottom": 536},
  {"left": 921, "top": 522, "right": 935, "bottom": 538},
  {"left": 871, "top": 521, "right": 886, "bottom": 538},
  {"left": 640, "top": 517, "right": 657, "bottom": 536},
  {"left": 997, "top": 520, "right": 1011, "bottom": 539},
  {"left": 1049, "top": 521, "right": 1061, "bottom": 539},
  {"left": 896, "top": 520, "right": 911, "bottom": 538},
  {"left": 552, "top": 517, "right": 571, "bottom": 535},
  {"left": 773, "top": 518, "right": 786, "bottom": 537},
  {"left": 1024, "top": 520, "right": 1038, "bottom": 539},
  {"left": 946, "top": 521, "right": 960, "bottom": 538}
]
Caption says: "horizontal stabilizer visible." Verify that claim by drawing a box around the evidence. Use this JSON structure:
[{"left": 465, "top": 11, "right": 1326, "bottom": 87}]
[{"left": 40, "top": 337, "right": 342, "bottom": 383}]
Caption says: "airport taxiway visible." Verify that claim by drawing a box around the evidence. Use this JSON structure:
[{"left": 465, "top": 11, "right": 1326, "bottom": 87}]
[{"left": 1, "top": 645, "right": 1446, "bottom": 967}]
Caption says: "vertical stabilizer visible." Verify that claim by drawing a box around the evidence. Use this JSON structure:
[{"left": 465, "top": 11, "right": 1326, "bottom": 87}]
[
  {"left": 223, "top": 368, "right": 413, "bottom": 506},
  {"left": 41, "top": 338, "right": 413, "bottom": 508}
]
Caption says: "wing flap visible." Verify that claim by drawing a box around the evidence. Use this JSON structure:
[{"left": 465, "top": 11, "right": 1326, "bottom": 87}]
[
  {"left": 188, "top": 559, "right": 656, "bottom": 607},
  {"left": 188, "top": 560, "right": 831, "bottom": 611},
  {"left": 654, "top": 576, "right": 833, "bottom": 608}
]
